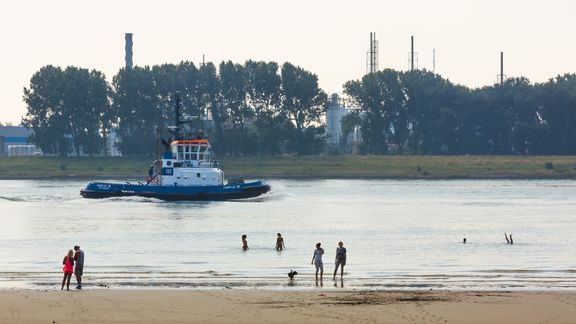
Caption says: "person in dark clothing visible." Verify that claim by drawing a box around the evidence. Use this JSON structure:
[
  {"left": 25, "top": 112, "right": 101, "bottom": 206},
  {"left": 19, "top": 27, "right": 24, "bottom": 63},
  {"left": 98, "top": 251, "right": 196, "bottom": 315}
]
[
  {"left": 276, "top": 233, "right": 286, "bottom": 251},
  {"left": 74, "top": 246, "right": 84, "bottom": 289},
  {"left": 242, "top": 234, "right": 248, "bottom": 251},
  {"left": 333, "top": 241, "right": 347, "bottom": 279}
]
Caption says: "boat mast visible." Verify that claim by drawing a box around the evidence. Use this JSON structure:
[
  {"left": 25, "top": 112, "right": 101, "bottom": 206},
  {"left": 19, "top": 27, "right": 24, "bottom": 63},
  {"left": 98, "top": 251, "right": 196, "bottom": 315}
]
[{"left": 174, "top": 91, "right": 182, "bottom": 140}]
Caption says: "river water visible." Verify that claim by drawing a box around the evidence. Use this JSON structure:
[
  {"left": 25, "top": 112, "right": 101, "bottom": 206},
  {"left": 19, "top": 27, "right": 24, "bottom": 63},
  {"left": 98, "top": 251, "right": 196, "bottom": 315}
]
[{"left": 0, "top": 179, "right": 575, "bottom": 290}]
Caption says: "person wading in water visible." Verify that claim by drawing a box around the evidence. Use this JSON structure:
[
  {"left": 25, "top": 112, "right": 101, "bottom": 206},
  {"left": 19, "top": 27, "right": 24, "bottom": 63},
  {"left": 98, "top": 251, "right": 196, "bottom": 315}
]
[
  {"left": 333, "top": 241, "right": 347, "bottom": 279},
  {"left": 61, "top": 249, "right": 74, "bottom": 290}
]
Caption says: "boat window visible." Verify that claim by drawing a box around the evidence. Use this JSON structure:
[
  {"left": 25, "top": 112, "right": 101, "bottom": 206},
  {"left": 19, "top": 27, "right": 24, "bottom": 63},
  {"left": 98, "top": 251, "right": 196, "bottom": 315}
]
[
  {"left": 185, "top": 153, "right": 190, "bottom": 160},
  {"left": 185, "top": 146, "right": 190, "bottom": 153},
  {"left": 198, "top": 154, "right": 204, "bottom": 161},
  {"left": 197, "top": 173, "right": 200, "bottom": 178}
]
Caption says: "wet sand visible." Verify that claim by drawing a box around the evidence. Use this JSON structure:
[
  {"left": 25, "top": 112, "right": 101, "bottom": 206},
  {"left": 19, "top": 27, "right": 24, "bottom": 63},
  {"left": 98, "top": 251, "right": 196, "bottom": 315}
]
[{"left": 1, "top": 289, "right": 575, "bottom": 323}]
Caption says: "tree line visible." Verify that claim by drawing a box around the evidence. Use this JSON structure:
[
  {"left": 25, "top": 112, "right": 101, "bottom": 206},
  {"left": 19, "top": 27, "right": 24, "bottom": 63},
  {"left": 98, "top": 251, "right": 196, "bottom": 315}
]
[
  {"left": 22, "top": 61, "right": 326, "bottom": 156},
  {"left": 344, "top": 70, "right": 576, "bottom": 155},
  {"left": 22, "top": 62, "right": 576, "bottom": 156}
]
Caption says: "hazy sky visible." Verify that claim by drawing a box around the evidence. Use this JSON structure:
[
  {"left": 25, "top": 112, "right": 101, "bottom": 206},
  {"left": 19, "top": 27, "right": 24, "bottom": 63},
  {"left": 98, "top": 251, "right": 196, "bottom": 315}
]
[{"left": 1, "top": 0, "right": 575, "bottom": 124}]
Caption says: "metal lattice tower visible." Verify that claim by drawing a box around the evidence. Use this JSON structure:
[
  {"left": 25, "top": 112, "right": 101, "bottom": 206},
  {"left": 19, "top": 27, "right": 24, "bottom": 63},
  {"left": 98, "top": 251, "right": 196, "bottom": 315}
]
[{"left": 366, "top": 32, "right": 379, "bottom": 74}]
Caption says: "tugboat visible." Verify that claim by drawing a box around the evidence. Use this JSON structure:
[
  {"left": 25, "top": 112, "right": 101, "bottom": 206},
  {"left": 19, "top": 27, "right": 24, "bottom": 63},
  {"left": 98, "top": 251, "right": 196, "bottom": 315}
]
[{"left": 80, "top": 93, "right": 270, "bottom": 201}]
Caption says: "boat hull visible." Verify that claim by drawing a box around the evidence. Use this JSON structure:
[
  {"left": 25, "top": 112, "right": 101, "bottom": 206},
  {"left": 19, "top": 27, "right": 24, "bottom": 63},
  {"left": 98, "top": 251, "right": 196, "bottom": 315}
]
[{"left": 80, "top": 180, "right": 270, "bottom": 201}]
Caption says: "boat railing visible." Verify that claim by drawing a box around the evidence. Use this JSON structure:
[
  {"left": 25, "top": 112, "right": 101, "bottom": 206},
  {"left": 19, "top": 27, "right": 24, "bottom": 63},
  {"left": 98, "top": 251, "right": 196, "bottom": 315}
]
[
  {"left": 179, "top": 160, "right": 222, "bottom": 169},
  {"left": 146, "top": 174, "right": 161, "bottom": 185}
]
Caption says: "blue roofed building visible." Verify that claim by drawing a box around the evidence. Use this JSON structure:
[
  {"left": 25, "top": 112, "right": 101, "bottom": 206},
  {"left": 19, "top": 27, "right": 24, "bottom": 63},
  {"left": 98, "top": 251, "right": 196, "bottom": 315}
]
[{"left": 0, "top": 126, "right": 34, "bottom": 155}]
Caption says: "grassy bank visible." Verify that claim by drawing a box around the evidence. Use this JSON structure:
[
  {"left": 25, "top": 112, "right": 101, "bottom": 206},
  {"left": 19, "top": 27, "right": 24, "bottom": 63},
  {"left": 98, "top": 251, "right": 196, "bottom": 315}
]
[{"left": 1, "top": 155, "right": 576, "bottom": 180}]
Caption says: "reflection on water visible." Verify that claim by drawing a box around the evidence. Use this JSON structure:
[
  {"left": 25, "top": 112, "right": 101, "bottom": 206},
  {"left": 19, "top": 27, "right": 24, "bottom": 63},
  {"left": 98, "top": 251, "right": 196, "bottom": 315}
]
[{"left": 0, "top": 179, "right": 575, "bottom": 290}]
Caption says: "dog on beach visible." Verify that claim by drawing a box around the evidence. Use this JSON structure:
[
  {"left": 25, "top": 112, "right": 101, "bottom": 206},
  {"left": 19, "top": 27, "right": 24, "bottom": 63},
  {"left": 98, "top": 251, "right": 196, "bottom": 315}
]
[{"left": 288, "top": 270, "right": 298, "bottom": 280}]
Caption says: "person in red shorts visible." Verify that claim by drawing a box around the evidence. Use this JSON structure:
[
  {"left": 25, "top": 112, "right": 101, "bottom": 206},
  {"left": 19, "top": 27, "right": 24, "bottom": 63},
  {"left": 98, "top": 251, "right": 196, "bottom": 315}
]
[{"left": 61, "top": 249, "right": 74, "bottom": 290}]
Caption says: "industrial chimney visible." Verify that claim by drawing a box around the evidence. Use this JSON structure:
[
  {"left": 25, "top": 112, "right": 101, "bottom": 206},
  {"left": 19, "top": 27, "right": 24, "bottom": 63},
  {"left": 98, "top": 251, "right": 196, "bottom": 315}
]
[
  {"left": 125, "top": 33, "right": 133, "bottom": 69},
  {"left": 411, "top": 36, "right": 414, "bottom": 71}
]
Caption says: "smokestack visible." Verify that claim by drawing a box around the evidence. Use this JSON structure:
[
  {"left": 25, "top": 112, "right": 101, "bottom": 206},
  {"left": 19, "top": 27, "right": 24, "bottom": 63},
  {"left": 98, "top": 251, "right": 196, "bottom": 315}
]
[
  {"left": 411, "top": 35, "right": 414, "bottom": 71},
  {"left": 433, "top": 48, "right": 436, "bottom": 74},
  {"left": 125, "top": 33, "right": 133, "bottom": 69},
  {"left": 500, "top": 51, "right": 504, "bottom": 84}
]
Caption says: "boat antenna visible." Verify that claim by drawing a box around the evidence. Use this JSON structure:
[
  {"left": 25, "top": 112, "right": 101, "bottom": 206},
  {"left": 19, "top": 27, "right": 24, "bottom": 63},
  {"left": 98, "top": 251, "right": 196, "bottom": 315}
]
[
  {"left": 174, "top": 91, "right": 182, "bottom": 140},
  {"left": 155, "top": 126, "right": 160, "bottom": 161},
  {"left": 171, "top": 91, "right": 200, "bottom": 140}
]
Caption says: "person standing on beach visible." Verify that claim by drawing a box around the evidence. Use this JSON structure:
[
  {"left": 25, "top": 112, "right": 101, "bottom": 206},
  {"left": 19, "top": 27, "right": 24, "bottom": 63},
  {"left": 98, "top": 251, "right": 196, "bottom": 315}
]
[
  {"left": 61, "top": 249, "right": 74, "bottom": 290},
  {"left": 276, "top": 233, "right": 285, "bottom": 251},
  {"left": 74, "top": 245, "right": 84, "bottom": 289},
  {"left": 242, "top": 234, "right": 249, "bottom": 251},
  {"left": 311, "top": 242, "right": 324, "bottom": 280},
  {"left": 333, "top": 241, "right": 347, "bottom": 279}
]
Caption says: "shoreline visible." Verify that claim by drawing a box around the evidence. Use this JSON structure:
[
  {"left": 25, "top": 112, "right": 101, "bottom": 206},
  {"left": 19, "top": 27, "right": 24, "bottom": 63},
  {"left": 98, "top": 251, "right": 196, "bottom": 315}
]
[
  {"left": 5, "top": 270, "right": 576, "bottom": 291},
  {"left": 1, "top": 155, "right": 576, "bottom": 180},
  {"left": 1, "top": 289, "right": 575, "bottom": 323},
  {"left": 2, "top": 174, "right": 576, "bottom": 181}
]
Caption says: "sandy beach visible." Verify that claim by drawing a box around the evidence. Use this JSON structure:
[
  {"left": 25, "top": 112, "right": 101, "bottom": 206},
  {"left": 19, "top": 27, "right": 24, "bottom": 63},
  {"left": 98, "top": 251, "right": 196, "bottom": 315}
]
[{"left": 1, "top": 289, "right": 575, "bottom": 324}]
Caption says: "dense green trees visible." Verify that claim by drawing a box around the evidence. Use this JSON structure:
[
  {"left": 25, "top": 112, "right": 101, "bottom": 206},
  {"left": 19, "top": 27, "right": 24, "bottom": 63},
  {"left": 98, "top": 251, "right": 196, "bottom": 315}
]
[
  {"left": 345, "top": 70, "right": 576, "bottom": 155},
  {"left": 22, "top": 61, "right": 576, "bottom": 156},
  {"left": 24, "top": 61, "right": 326, "bottom": 156},
  {"left": 22, "top": 66, "right": 110, "bottom": 156},
  {"left": 244, "top": 61, "right": 283, "bottom": 155},
  {"left": 537, "top": 74, "right": 576, "bottom": 154},
  {"left": 111, "top": 61, "right": 328, "bottom": 156},
  {"left": 280, "top": 63, "right": 327, "bottom": 154}
]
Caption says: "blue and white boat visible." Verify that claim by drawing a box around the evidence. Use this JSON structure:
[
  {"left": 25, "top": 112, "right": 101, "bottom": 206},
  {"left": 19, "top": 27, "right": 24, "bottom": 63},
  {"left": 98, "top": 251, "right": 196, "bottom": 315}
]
[{"left": 80, "top": 94, "right": 270, "bottom": 201}]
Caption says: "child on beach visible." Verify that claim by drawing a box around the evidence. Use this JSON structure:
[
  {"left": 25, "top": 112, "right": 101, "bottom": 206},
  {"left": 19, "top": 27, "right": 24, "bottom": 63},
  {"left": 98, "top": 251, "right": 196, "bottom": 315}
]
[
  {"left": 311, "top": 242, "right": 324, "bottom": 280},
  {"left": 61, "top": 249, "right": 74, "bottom": 290},
  {"left": 276, "top": 233, "right": 285, "bottom": 251}
]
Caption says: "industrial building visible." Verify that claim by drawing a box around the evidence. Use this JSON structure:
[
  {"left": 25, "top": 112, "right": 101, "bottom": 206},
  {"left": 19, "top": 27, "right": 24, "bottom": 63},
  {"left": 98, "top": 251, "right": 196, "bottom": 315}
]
[
  {"left": 0, "top": 126, "right": 37, "bottom": 156},
  {"left": 325, "top": 93, "right": 362, "bottom": 154},
  {"left": 325, "top": 94, "right": 348, "bottom": 146}
]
